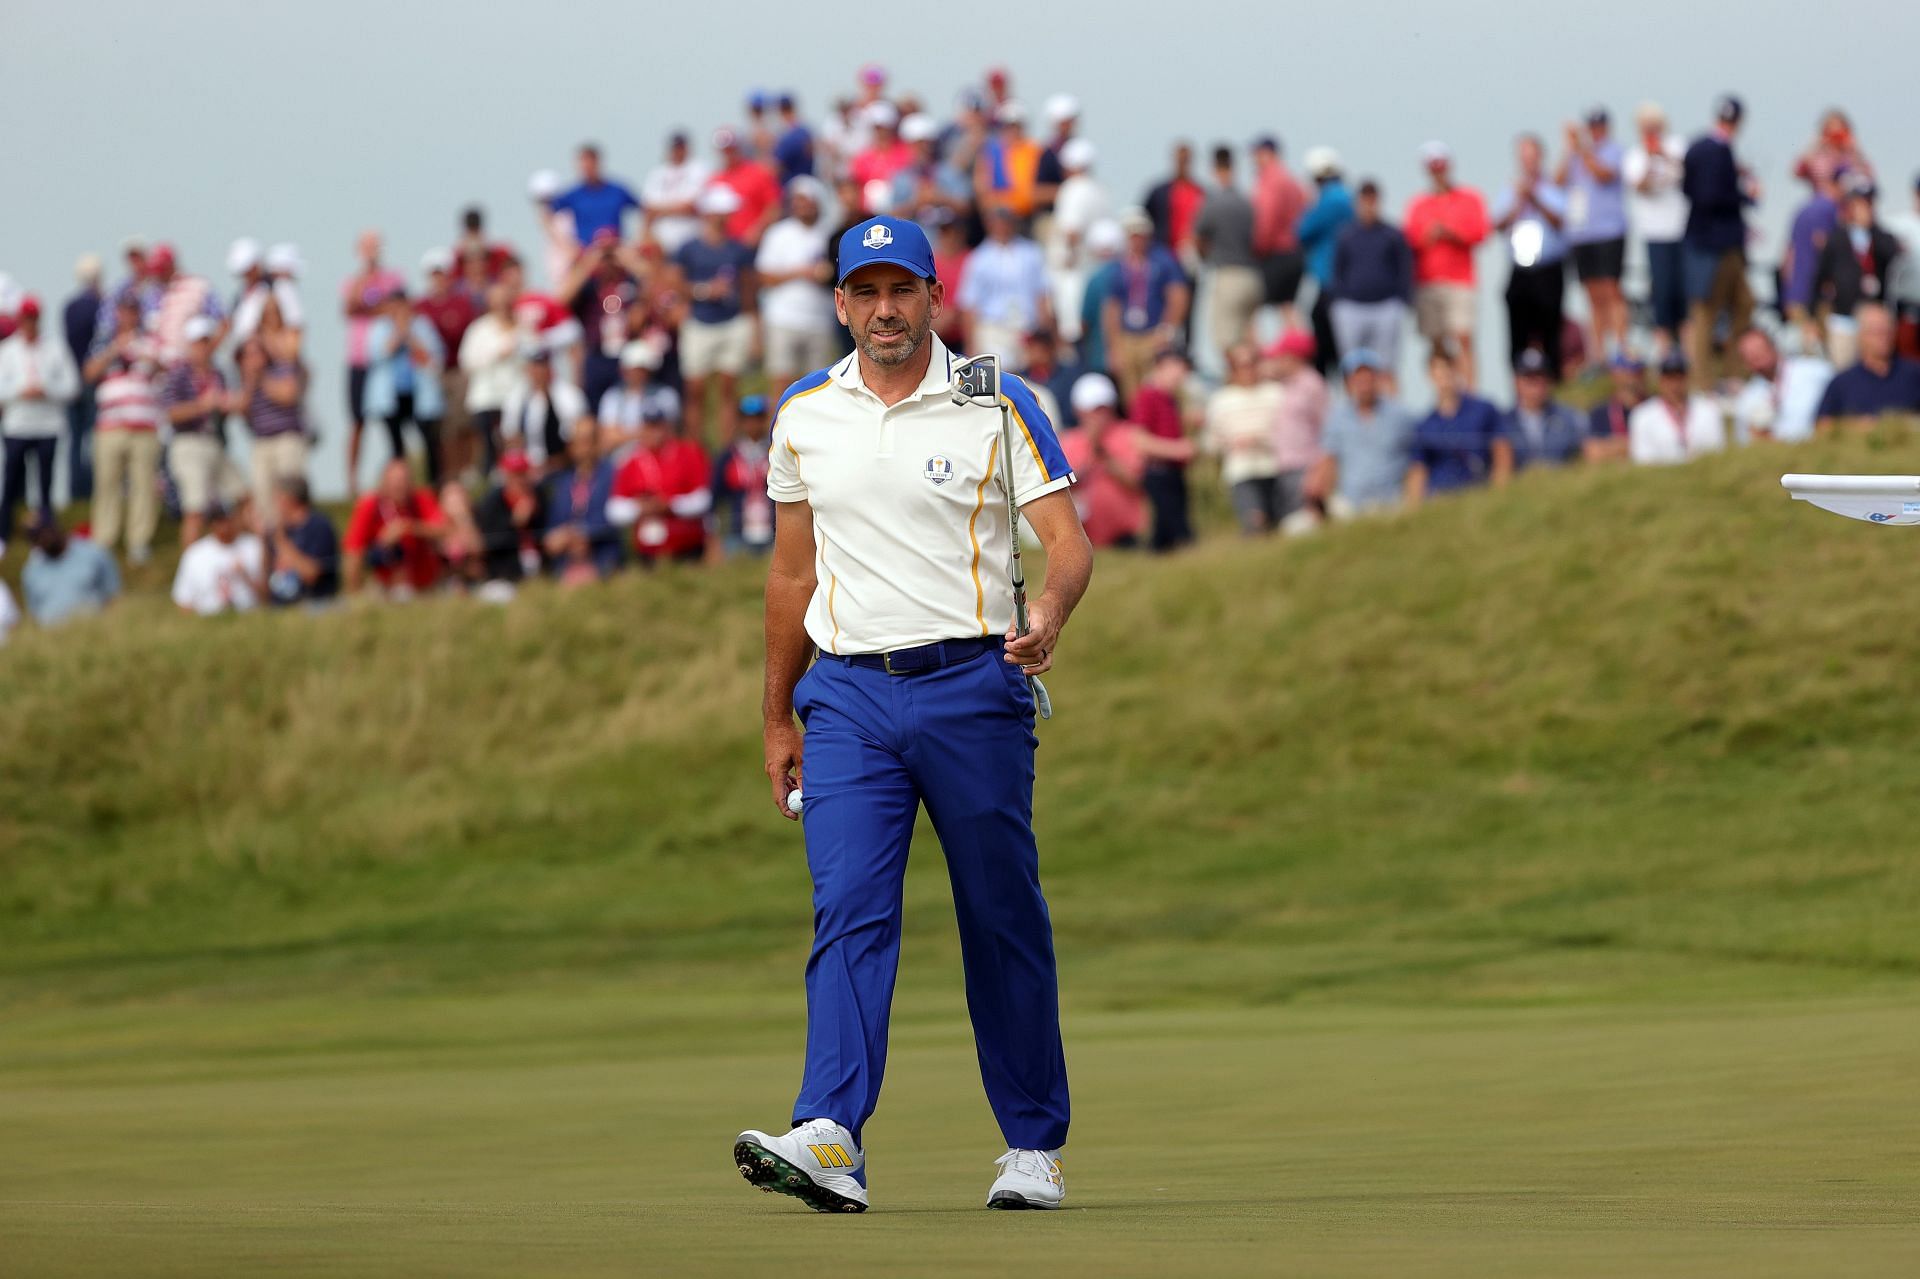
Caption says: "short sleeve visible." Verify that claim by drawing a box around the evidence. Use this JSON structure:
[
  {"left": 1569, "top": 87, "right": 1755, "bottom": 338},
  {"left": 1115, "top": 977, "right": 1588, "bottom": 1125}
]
[
  {"left": 767, "top": 428, "right": 805, "bottom": 502},
  {"left": 1002, "top": 374, "right": 1075, "bottom": 506},
  {"left": 768, "top": 370, "right": 830, "bottom": 503}
]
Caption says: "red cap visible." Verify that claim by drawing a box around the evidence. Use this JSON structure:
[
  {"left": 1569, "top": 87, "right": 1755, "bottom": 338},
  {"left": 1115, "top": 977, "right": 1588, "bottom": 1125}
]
[
  {"left": 986, "top": 66, "right": 1009, "bottom": 87},
  {"left": 17, "top": 295, "right": 41, "bottom": 319},
  {"left": 149, "top": 243, "right": 177, "bottom": 271},
  {"left": 499, "top": 450, "right": 532, "bottom": 476},
  {"left": 1264, "top": 329, "right": 1315, "bottom": 361}
]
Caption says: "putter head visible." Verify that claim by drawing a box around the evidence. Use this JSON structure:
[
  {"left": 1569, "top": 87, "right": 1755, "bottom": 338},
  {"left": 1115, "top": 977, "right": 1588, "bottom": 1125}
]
[{"left": 950, "top": 352, "right": 1001, "bottom": 407}]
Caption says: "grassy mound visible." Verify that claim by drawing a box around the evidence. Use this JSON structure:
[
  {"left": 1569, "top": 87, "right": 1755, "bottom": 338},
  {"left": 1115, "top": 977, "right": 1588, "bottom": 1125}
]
[{"left": 6, "top": 428, "right": 1920, "bottom": 1012}]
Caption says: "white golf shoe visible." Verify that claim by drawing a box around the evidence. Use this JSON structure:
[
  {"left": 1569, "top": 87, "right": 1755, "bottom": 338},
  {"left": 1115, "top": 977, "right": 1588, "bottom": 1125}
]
[
  {"left": 733, "top": 1118, "right": 869, "bottom": 1214},
  {"left": 986, "top": 1146, "right": 1066, "bottom": 1209}
]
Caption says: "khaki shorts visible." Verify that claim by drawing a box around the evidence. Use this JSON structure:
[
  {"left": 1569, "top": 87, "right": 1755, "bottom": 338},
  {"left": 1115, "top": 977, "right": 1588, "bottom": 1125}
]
[
  {"left": 250, "top": 432, "right": 310, "bottom": 523},
  {"left": 1414, "top": 283, "right": 1476, "bottom": 340},
  {"left": 764, "top": 325, "right": 839, "bottom": 379},
  {"left": 679, "top": 316, "right": 754, "bottom": 378},
  {"left": 168, "top": 432, "right": 239, "bottom": 516}
]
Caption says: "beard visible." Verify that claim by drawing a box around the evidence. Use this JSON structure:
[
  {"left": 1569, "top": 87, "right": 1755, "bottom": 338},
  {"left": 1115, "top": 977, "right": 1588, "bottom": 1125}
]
[{"left": 856, "top": 313, "right": 930, "bottom": 367}]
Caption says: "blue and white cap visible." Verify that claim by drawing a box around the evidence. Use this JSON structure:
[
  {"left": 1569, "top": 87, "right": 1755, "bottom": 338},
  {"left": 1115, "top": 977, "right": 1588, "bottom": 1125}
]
[{"left": 836, "top": 216, "right": 936, "bottom": 286}]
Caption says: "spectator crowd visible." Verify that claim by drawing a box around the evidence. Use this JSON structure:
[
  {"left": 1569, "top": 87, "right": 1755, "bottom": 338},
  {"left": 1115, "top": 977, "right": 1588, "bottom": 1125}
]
[{"left": 3, "top": 68, "right": 1920, "bottom": 639}]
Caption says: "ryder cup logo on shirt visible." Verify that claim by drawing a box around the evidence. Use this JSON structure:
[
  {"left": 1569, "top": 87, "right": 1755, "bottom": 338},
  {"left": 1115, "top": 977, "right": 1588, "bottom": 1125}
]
[
  {"left": 862, "top": 224, "right": 894, "bottom": 249},
  {"left": 924, "top": 454, "right": 955, "bottom": 485}
]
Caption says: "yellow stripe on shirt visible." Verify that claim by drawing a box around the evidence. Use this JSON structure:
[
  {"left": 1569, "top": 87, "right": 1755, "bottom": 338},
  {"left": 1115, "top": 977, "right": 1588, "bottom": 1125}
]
[
  {"left": 771, "top": 379, "right": 832, "bottom": 432},
  {"left": 819, "top": 528, "right": 841, "bottom": 654},
  {"left": 1001, "top": 392, "right": 1052, "bottom": 482},
  {"left": 967, "top": 436, "right": 998, "bottom": 637}
]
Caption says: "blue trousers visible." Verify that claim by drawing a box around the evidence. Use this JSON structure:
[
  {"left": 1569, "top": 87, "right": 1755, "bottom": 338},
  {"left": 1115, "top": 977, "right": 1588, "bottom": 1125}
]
[{"left": 790, "top": 645, "right": 1070, "bottom": 1152}]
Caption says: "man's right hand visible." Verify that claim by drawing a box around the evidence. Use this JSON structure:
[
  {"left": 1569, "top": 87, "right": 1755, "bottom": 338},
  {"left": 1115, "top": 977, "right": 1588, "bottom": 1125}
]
[{"left": 765, "top": 720, "right": 804, "bottom": 821}]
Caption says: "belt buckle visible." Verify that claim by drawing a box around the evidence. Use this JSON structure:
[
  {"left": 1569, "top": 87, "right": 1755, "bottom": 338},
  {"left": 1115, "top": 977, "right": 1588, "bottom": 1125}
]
[{"left": 883, "top": 649, "right": 903, "bottom": 676}]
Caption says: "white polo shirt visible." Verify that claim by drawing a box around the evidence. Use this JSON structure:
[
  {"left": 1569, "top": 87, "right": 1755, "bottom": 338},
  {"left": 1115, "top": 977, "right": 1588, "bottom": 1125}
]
[{"left": 767, "top": 337, "right": 1075, "bottom": 655}]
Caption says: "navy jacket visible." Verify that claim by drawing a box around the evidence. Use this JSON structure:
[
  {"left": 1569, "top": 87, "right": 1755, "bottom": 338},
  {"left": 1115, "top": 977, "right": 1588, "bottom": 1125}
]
[
  {"left": 62, "top": 289, "right": 101, "bottom": 368},
  {"left": 1499, "top": 402, "right": 1587, "bottom": 469},
  {"left": 1682, "top": 132, "right": 1750, "bottom": 254},
  {"left": 1331, "top": 220, "right": 1413, "bottom": 304},
  {"left": 544, "top": 460, "right": 623, "bottom": 574}
]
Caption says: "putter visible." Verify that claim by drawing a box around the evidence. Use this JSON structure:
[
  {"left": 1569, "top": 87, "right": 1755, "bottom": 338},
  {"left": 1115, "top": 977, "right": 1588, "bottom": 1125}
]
[{"left": 951, "top": 353, "right": 1054, "bottom": 720}]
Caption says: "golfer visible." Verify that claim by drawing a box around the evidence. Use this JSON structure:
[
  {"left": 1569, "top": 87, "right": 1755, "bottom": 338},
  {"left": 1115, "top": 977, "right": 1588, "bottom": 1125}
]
[{"left": 734, "top": 216, "right": 1093, "bottom": 1213}]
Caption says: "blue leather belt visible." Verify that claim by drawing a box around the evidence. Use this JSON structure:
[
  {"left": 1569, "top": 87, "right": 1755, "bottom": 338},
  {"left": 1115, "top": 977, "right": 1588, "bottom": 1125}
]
[{"left": 824, "top": 636, "right": 1001, "bottom": 676}]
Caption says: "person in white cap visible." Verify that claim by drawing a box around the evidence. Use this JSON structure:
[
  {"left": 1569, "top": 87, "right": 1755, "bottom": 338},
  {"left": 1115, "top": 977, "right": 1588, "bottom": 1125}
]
[
  {"left": 1404, "top": 140, "right": 1491, "bottom": 387},
  {"left": 525, "top": 168, "right": 579, "bottom": 291},
  {"left": 641, "top": 132, "right": 711, "bottom": 256},
  {"left": 890, "top": 114, "right": 971, "bottom": 234},
  {"left": 228, "top": 239, "right": 273, "bottom": 344},
  {"left": 1075, "top": 217, "right": 1125, "bottom": 371},
  {"left": 1058, "top": 371, "right": 1149, "bottom": 548},
  {"left": 757, "top": 176, "right": 840, "bottom": 392},
  {"left": 158, "top": 314, "right": 237, "bottom": 548},
  {"left": 670, "top": 185, "right": 759, "bottom": 443},
  {"left": 227, "top": 238, "right": 264, "bottom": 282},
  {"left": 1099, "top": 207, "right": 1190, "bottom": 404},
  {"left": 263, "top": 244, "right": 307, "bottom": 331},
  {"left": 1034, "top": 93, "right": 1081, "bottom": 215},
  {"left": 975, "top": 101, "right": 1044, "bottom": 221},
  {"left": 1297, "top": 147, "right": 1354, "bottom": 378},
  {"left": 1044, "top": 138, "right": 1110, "bottom": 342},
  {"left": 597, "top": 340, "right": 681, "bottom": 461}
]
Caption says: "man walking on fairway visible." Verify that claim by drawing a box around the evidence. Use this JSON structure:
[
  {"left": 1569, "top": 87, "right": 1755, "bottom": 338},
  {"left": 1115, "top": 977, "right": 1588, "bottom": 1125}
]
[{"left": 738, "top": 214, "right": 1093, "bottom": 1213}]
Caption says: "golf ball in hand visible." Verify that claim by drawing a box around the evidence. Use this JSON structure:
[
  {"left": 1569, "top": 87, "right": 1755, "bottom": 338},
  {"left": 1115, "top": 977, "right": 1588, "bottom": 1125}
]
[{"left": 786, "top": 788, "right": 805, "bottom": 814}]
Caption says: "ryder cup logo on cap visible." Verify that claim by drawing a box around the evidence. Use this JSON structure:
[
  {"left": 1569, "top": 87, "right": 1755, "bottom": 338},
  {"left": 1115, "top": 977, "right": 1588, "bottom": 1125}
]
[
  {"left": 924, "top": 454, "right": 954, "bottom": 485},
  {"left": 837, "top": 215, "right": 936, "bottom": 285}
]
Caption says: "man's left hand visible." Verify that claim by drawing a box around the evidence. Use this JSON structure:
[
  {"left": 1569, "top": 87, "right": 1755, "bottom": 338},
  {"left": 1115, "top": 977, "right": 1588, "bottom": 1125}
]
[{"left": 1004, "top": 599, "right": 1062, "bottom": 676}]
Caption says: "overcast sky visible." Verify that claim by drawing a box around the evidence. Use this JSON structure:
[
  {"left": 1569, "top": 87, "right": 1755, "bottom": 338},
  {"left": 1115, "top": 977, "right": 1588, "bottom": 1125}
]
[{"left": 4, "top": 0, "right": 1917, "bottom": 497}]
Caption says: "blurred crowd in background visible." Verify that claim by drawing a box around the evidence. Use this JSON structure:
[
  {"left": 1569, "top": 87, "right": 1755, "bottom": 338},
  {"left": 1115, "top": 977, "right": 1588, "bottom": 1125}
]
[{"left": 3, "top": 65, "right": 1920, "bottom": 637}]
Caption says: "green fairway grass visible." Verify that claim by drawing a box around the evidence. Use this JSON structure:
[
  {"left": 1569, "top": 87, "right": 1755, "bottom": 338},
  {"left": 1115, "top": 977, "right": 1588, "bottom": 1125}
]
[{"left": 5, "top": 430, "right": 1920, "bottom": 1273}]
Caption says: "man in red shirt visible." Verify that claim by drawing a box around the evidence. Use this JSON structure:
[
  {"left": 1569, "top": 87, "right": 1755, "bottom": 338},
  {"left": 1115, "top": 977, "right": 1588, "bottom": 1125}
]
[
  {"left": 1058, "top": 373, "right": 1147, "bottom": 548},
  {"left": 1403, "top": 141, "right": 1491, "bottom": 386},
  {"left": 1144, "top": 142, "right": 1207, "bottom": 272},
  {"left": 416, "top": 249, "right": 478, "bottom": 477},
  {"left": 609, "top": 412, "right": 711, "bottom": 563},
  {"left": 711, "top": 128, "right": 782, "bottom": 247},
  {"left": 1127, "top": 348, "right": 1199, "bottom": 552},
  {"left": 1251, "top": 137, "right": 1308, "bottom": 329},
  {"left": 343, "top": 458, "right": 447, "bottom": 596}
]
